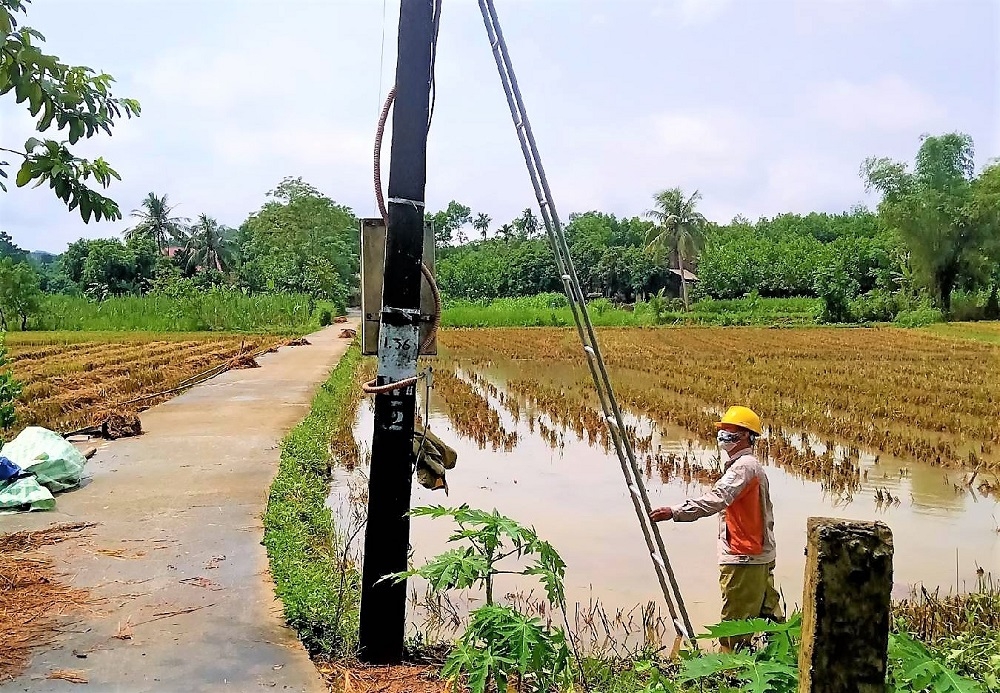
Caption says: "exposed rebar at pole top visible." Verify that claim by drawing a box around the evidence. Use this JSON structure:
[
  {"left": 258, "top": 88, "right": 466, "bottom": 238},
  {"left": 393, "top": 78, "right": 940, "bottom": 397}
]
[{"left": 476, "top": 0, "right": 698, "bottom": 650}]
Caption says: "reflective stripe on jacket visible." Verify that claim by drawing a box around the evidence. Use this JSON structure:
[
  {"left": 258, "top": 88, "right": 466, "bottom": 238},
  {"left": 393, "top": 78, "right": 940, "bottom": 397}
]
[{"left": 669, "top": 448, "right": 776, "bottom": 566}]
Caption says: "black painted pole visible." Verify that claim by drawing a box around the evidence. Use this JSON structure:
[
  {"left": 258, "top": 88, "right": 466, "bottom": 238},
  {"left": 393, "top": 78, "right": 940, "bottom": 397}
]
[{"left": 358, "top": 0, "right": 434, "bottom": 666}]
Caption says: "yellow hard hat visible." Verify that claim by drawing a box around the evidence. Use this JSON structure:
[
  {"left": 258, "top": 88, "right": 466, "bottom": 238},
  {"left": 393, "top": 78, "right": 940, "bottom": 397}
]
[{"left": 715, "top": 406, "right": 762, "bottom": 435}]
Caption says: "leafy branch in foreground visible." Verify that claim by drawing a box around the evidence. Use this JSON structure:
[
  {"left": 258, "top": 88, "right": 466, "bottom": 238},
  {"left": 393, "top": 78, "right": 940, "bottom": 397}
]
[{"left": 1, "top": 0, "right": 140, "bottom": 221}]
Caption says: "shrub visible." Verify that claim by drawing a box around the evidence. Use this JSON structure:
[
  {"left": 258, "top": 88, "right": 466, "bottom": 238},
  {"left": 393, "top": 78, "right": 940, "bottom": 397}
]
[
  {"left": 850, "top": 290, "right": 904, "bottom": 323},
  {"left": 987, "top": 287, "right": 1000, "bottom": 320},
  {"left": 814, "top": 264, "right": 858, "bottom": 323},
  {"left": 0, "top": 337, "right": 23, "bottom": 430},
  {"left": 894, "top": 306, "right": 945, "bottom": 328},
  {"left": 391, "top": 506, "right": 574, "bottom": 693},
  {"left": 319, "top": 309, "right": 333, "bottom": 327},
  {"left": 949, "top": 290, "right": 987, "bottom": 322}
]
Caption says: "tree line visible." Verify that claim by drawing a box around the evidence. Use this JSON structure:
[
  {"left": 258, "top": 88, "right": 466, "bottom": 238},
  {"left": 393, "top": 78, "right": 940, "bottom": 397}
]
[
  {"left": 435, "top": 133, "right": 1000, "bottom": 323},
  {"left": 0, "top": 177, "right": 361, "bottom": 328}
]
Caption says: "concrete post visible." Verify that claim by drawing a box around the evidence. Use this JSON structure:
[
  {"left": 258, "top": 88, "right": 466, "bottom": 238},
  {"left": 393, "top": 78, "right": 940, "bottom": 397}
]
[{"left": 798, "top": 518, "right": 894, "bottom": 693}]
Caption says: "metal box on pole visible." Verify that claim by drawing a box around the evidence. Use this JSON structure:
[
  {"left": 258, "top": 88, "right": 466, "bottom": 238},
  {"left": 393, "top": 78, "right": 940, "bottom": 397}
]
[{"left": 360, "top": 217, "right": 437, "bottom": 356}]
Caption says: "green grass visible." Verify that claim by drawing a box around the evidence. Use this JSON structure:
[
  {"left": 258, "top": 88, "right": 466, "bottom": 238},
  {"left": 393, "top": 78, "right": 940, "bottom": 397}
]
[
  {"left": 27, "top": 292, "right": 340, "bottom": 333},
  {"left": 441, "top": 293, "right": 822, "bottom": 328},
  {"left": 925, "top": 321, "right": 1000, "bottom": 344},
  {"left": 262, "top": 343, "right": 363, "bottom": 657}
]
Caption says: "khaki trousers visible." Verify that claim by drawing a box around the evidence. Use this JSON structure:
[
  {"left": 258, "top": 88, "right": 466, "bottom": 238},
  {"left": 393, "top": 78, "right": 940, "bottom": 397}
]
[{"left": 718, "top": 561, "right": 783, "bottom": 650}]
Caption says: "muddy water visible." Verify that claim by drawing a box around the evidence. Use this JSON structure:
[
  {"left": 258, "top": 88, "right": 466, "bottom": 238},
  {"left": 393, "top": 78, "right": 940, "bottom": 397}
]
[{"left": 332, "top": 359, "right": 1000, "bottom": 643}]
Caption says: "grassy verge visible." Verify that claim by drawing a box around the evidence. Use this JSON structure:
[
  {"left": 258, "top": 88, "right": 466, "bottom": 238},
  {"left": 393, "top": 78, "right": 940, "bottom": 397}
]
[
  {"left": 263, "top": 343, "right": 363, "bottom": 657},
  {"left": 29, "top": 292, "right": 342, "bottom": 333},
  {"left": 925, "top": 321, "right": 1000, "bottom": 344},
  {"left": 441, "top": 293, "right": 822, "bottom": 328}
]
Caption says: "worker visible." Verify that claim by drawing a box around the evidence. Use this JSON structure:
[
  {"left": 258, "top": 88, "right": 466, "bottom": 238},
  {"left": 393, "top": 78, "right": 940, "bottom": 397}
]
[{"left": 650, "top": 405, "right": 780, "bottom": 651}]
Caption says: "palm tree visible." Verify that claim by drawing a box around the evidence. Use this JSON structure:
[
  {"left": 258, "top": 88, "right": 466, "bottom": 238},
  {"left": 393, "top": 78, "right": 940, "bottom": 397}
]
[
  {"left": 182, "top": 214, "right": 233, "bottom": 273},
  {"left": 645, "top": 188, "right": 707, "bottom": 311},
  {"left": 126, "top": 193, "right": 187, "bottom": 252},
  {"left": 473, "top": 212, "right": 492, "bottom": 240},
  {"left": 514, "top": 208, "right": 539, "bottom": 238},
  {"left": 498, "top": 223, "right": 514, "bottom": 240}
]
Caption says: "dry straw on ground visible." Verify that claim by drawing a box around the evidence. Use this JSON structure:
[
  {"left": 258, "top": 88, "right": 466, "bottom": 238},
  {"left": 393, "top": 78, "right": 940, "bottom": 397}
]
[
  {"left": 46, "top": 669, "right": 88, "bottom": 684},
  {"left": 0, "top": 522, "right": 94, "bottom": 682},
  {"left": 319, "top": 661, "right": 448, "bottom": 693},
  {"left": 5, "top": 333, "right": 281, "bottom": 437}
]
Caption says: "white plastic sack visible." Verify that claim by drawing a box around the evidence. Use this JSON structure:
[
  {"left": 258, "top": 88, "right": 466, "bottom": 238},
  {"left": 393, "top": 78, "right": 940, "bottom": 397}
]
[{"left": 1, "top": 426, "right": 87, "bottom": 493}]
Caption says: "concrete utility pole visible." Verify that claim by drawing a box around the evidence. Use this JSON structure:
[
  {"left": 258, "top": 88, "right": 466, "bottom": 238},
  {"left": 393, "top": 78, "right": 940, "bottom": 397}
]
[
  {"left": 798, "top": 518, "right": 894, "bottom": 693},
  {"left": 358, "top": 0, "right": 435, "bottom": 665}
]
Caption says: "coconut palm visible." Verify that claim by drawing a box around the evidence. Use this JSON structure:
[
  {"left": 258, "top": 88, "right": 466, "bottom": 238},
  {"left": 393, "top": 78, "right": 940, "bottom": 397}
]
[
  {"left": 125, "top": 193, "right": 187, "bottom": 252},
  {"left": 181, "top": 214, "right": 233, "bottom": 273},
  {"left": 645, "top": 188, "right": 707, "bottom": 311},
  {"left": 473, "top": 212, "right": 492, "bottom": 240}
]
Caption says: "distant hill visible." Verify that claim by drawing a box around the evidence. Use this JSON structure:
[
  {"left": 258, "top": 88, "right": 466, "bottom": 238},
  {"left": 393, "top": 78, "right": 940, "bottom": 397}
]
[{"left": 28, "top": 250, "right": 59, "bottom": 265}]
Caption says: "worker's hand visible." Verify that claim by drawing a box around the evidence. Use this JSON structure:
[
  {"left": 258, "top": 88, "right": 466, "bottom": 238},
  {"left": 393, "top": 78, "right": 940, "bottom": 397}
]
[{"left": 649, "top": 506, "right": 673, "bottom": 522}]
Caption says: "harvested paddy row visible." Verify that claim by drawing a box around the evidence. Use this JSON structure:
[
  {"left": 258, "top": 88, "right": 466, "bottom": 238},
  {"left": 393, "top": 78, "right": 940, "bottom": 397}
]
[
  {"left": 434, "top": 357, "right": 873, "bottom": 498},
  {"left": 438, "top": 327, "right": 1000, "bottom": 469},
  {"left": 5, "top": 333, "right": 280, "bottom": 435}
]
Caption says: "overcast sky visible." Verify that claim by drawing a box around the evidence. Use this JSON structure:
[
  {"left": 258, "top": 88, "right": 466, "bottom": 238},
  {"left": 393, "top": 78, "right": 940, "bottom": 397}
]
[{"left": 0, "top": 0, "right": 997, "bottom": 253}]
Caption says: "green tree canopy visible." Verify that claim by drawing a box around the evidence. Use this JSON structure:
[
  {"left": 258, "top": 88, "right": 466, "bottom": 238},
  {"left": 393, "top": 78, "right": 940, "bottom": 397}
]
[
  {"left": 180, "top": 214, "right": 233, "bottom": 274},
  {"left": 0, "top": 0, "right": 140, "bottom": 222},
  {"left": 0, "top": 230, "right": 26, "bottom": 262},
  {"left": 53, "top": 236, "right": 158, "bottom": 297},
  {"left": 427, "top": 200, "right": 472, "bottom": 246},
  {"left": 238, "top": 177, "right": 358, "bottom": 304},
  {"left": 472, "top": 212, "right": 491, "bottom": 240},
  {"left": 0, "top": 256, "right": 40, "bottom": 329},
  {"left": 863, "top": 133, "right": 992, "bottom": 312}
]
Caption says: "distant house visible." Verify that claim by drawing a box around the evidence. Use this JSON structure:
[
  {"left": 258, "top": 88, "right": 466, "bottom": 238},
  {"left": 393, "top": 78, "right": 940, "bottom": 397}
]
[
  {"left": 664, "top": 268, "right": 698, "bottom": 298},
  {"left": 163, "top": 246, "right": 183, "bottom": 259},
  {"left": 668, "top": 268, "right": 698, "bottom": 283}
]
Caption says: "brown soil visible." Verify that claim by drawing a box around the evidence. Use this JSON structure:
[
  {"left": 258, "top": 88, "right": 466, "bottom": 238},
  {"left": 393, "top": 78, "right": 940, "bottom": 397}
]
[
  {"left": 318, "top": 662, "right": 448, "bottom": 693},
  {"left": 0, "top": 523, "right": 94, "bottom": 682}
]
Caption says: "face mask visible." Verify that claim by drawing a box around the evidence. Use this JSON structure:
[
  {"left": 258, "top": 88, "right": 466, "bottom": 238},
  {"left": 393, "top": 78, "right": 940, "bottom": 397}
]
[{"left": 717, "top": 430, "right": 743, "bottom": 452}]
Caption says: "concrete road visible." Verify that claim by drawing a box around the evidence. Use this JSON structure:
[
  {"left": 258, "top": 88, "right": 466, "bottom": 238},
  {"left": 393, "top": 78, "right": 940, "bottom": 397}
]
[{"left": 1, "top": 322, "right": 359, "bottom": 693}]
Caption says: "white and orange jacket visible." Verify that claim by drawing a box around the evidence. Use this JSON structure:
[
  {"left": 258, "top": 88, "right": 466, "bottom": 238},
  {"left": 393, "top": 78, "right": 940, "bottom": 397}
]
[{"left": 669, "top": 448, "right": 776, "bottom": 566}]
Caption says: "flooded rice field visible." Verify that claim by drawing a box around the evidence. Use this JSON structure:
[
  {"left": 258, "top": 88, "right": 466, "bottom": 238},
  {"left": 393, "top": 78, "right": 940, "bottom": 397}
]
[{"left": 331, "top": 327, "right": 1000, "bottom": 646}]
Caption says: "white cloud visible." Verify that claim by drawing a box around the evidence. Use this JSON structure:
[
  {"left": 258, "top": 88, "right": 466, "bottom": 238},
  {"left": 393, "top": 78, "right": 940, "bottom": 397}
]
[
  {"left": 650, "top": 0, "right": 733, "bottom": 24},
  {"left": 676, "top": 0, "right": 733, "bottom": 24},
  {"left": 759, "top": 151, "right": 869, "bottom": 215},
  {"left": 810, "top": 75, "right": 946, "bottom": 133},
  {"left": 649, "top": 112, "right": 756, "bottom": 175},
  {"left": 211, "top": 121, "right": 371, "bottom": 170},
  {"left": 536, "top": 110, "right": 759, "bottom": 220}
]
